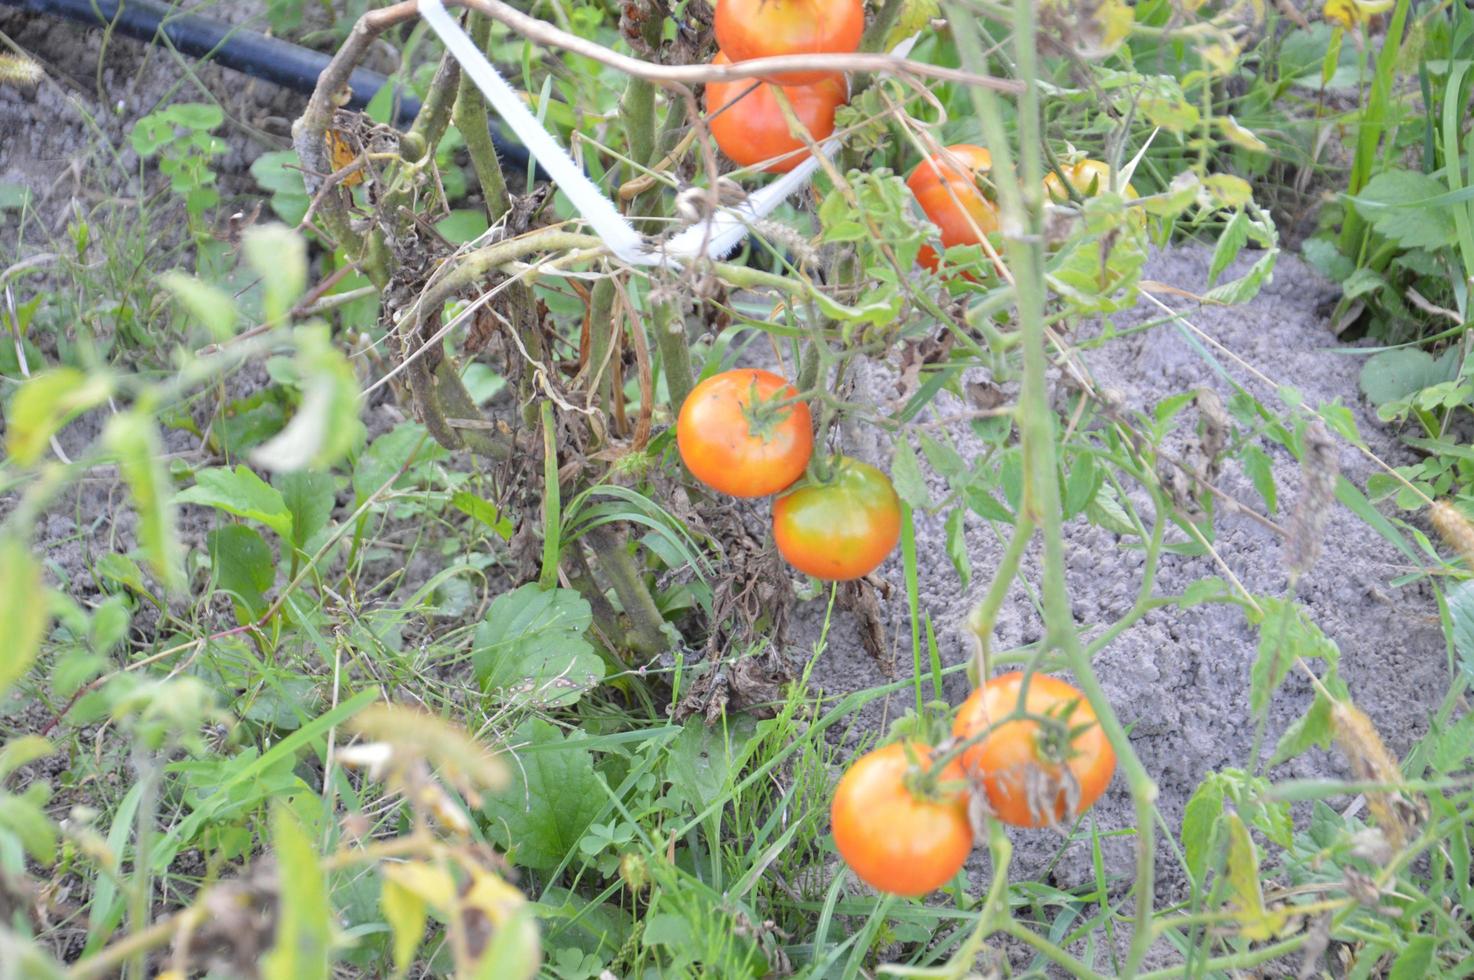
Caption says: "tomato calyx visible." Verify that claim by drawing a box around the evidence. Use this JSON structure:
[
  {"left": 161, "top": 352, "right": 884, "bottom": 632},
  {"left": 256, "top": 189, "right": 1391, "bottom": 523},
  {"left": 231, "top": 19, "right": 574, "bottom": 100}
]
[
  {"left": 738, "top": 376, "right": 807, "bottom": 444},
  {"left": 897, "top": 741, "right": 971, "bottom": 805}
]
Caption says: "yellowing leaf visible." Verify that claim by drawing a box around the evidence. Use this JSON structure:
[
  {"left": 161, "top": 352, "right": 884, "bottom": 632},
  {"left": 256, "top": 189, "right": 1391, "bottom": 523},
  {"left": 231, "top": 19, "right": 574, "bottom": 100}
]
[
  {"left": 382, "top": 860, "right": 457, "bottom": 912},
  {"left": 1218, "top": 116, "right": 1269, "bottom": 153},
  {"left": 105, "top": 412, "right": 183, "bottom": 592},
  {"left": 1224, "top": 812, "right": 1289, "bottom": 940},
  {"left": 0, "top": 537, "right": 47, "bottom": 697},
  {"left": 1323, "top": 0, "right": 1392, "bottom": 28},
  {"left": 261, "top": 804, "right": 331, "bottom": 980},
  {"left": 380, "top": 877, "right": 428, "bottom": 974},
  {"left": 4, "top": 368, "right": 112, "bottom": 466}
]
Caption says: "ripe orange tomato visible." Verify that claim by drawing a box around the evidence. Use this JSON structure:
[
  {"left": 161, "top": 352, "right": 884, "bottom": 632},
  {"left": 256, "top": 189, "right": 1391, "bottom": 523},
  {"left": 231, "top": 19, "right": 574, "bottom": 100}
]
[
  {"left": 714, "top": 0, "right": 865, "bottom": 86},
  {"left": 907, "top": 145, "right": 1000, "bottom": 272},
  {"left": 772, "top": 457, "right": 901, "bottom": 580},
  {"left": 676, "top": 368, "right": 813, "bottom": 497},
  {"left": 951, "top": 672, "right": 1116, "bottom": 828},
  {"left": 1043, "top": 158, "right": 1138, "bottom": 202},
  {"left": 705, "top": 53, "right": 846, "bottom": 174},
  {"left": 830, "top": 741, "right": 973, "bottom": 897}
]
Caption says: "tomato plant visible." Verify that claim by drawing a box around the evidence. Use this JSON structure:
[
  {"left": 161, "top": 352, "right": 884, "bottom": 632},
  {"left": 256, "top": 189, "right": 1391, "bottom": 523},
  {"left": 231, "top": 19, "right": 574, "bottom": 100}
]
[
  {"left": 830, "top": 741, "right": 973, "bottom": 897},
  {"left": 676, "top": 368, "right": 813, "bottom": 497},
  {"left": 713, "top": 0, "right": 865, "bottom": 85},
  {"left": 952, "top": 672, "right": 1116, "bottom": 828},
  {"left": 906, "top": 144, "right": 999, "bottom": 272},
  {"left": 705, "top": 53, "right": 846, "bottom": 173},
  {"left": 771, "top": 457, "right": 901, "bottom": 580}
]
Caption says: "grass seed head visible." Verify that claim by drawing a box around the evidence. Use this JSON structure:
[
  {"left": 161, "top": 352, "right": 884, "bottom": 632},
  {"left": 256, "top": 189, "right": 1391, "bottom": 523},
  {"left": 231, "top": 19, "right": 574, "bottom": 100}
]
[
  {"left": 1331, "top": 699, "right": 1422, "bottom": 852},
  {"left": 1286, "top": 420, "right": 1339, "bottom": 581},
  {"left": 1429, "top": 499, "right": 1474, "bottom": 569},
  {"left": 0, "top": 53, "right": 43, "bottom": 87}
]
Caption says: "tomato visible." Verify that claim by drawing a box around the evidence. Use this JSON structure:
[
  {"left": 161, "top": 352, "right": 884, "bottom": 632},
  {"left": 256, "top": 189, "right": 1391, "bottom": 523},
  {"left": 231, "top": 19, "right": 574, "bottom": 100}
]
[
  {"left": 677, "top": 368, "right": 813, "bottom": 497},
  {"left": 705, "top": 53, "right": 846, "bottom": 174},
  {"left": 951, "top": 672, "right": 1116, "bottom": 828},
  {"left": 1043, "top": 158, "right": 1138, "bottom": 202},
  {"left": 907, "top": 145, "right": 999, "bottom": 272},
  {"left": 772, "top": 457, "right": 901, "bottom": 580},
  {"left": 714, "top": 0, "right": 865, "bottom": 86},
  {"left": 830, "top": 741, "right": 973, "bottom": 897}
]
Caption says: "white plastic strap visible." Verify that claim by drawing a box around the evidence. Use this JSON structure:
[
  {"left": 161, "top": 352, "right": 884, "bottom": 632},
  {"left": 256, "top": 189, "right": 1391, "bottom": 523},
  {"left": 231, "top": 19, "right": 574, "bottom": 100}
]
[{"left": 418, "top": 0, "right": 916, "bottom": 268}]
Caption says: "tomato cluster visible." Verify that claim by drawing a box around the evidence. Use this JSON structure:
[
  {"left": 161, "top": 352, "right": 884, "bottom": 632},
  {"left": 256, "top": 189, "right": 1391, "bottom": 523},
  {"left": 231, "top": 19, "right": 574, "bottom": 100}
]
[
  {"left": 705, "top": 0, "right": 861, "bottom": 172},
  {"left": 905, "top": 146, "right": 1141, "bottom": 275},
  {"left": 677, "top": 369, "right": 901, "bottom": 581},
  {"left": 831, "top": 672, "right": 1116, "bottom": 896}
]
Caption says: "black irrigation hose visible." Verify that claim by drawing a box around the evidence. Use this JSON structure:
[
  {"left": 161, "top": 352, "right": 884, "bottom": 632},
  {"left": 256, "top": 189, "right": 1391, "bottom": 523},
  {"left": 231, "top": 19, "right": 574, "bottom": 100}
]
[{"left": 2, "top": 0, "right": 533, "bottom": 171}]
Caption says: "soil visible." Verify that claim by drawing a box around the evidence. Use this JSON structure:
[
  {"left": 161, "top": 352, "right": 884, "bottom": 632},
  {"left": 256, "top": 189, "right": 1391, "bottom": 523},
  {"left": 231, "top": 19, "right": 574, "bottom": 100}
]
[{"left": 790, "top": 246, "right": 1448, "bottom": 942}]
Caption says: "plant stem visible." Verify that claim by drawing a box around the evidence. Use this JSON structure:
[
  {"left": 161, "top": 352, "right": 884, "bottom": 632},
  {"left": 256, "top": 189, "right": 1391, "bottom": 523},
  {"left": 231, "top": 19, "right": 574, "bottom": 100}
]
[
  {"left": 652, "top": 296, "right": 694, "bottom": 412},
  {"left": 586, "top": 525, "right": 668, "bottom": 657},
  {"left": 454, "top": 11, "right": 511, "bottom": 218}
]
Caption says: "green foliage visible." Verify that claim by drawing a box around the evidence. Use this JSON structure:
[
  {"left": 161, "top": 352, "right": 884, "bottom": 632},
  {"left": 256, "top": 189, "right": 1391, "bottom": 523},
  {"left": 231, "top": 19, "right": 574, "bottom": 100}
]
[
  {"left": 473, "top": 585, "right": 605, "bottom": 707},
  {"left": 129, "top": 102, "right": 225, "bottom": 227}
]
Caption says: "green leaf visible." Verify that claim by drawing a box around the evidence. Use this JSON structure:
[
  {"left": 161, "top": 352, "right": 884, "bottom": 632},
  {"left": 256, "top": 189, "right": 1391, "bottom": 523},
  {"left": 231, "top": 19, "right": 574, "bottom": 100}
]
[
  {"left": 1269, "top": 686, "right": 1336, "bottom": 766},
  {"left": 249, "top": 151, "right": 310, "bottom": 224},
  {"left": 4, "top": 368, "right": 112, "bottom": 466},
  {"left": 275, "top": 470, "right": 336, "bottom": 552},
  {"left": 435, "top": 209, "right": 490, "bottom": 244},
  {"left": 261, "top": 803, "right": 331, "bottom": 980},
  {"left": 1181, "top": 775, "right": 1226, "bottom": 886},
  {"left": 243, "top": 224, "right": 308, "bottom": 324},
  {"left": 452, "top": 491, "right": 515, "bottom": 541},
  {"left": 1249, "top": 598, "right": 1339, "bottom": 715},
  {"left": 1241, "top": 444, "right": 1277, "bottom": 513},
  {"left": 0, "top": 537, "right": 47, "bottom": 697},
  {"left": 0, "top": 736, "right": 52, "bottom": 780},
  {"left": 105, "top": 412, "right": 183, "bottom": 592},
  {"left": 1446, "top": 580, "right": 1474, "bottom": 683},
  {"left": 159, "top": 271, "right": 237, "bottom": 341},
  {"left": 0, "top": 787, "right": 57, "bottom": 864},
  {"left": 1358, "top": 349, "right": 1454, "bottom": 407},
  {"left": 472, "top": 585, "right": 604, "bottom": 708},
  {"left": 177, "top": 465, "right": 294, "bottom": 540},
  {"left": 207, "top": 525, "right": 276, "bottom": 620},
  {"left": 1062, "top": 451, "right": 1100, "bottom": 518},
  {"left": 1349, "top": 169, "right": 1458, "bottom": 250},
  {"left": 480, "top": 719, "right": 603, "bottom": 871},
  {"left": 251, "top": 328, "right": 363, "bottom": 472},
  {"left": 1203, "top": 250, "right": 1277, "bottom": 306},
  {"left": 1388, "top": 935, "right": 1436, "bottom": 980},
  {"left": 890, "top": 435, "right": 932, "bottom": 511},
  {"left": 945, "top": 508, "right": 971, "bottom": 590},
  {"left": 0, "top": 926, "right": 66, "bottom": 978},
  {"left": 1208, "top": 209, "right": 1250, "bottom": 286},
  {"left": 664, "top": 717, "right": 759, "bottom": 814},
  {"left": 353, "top": 423, "right": 440, "bottom": 501}
]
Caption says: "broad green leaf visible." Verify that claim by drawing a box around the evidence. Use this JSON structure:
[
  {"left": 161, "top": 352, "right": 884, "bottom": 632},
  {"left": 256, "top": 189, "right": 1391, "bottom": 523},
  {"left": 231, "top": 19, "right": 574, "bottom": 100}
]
[
  {"left": 1249, "top": 598, "right": 1339, "bottom": 715},
  {"left": 664, "top": 717, "right": 760, "bottom": 814},
  {"left": 352, "top": 423, "right": 442, "bottom": 501},
  {"left": 1388, "top": 935, "right": 1436, "bottom": 980},
  {"left": 1269, "top": 685, "right": 1336, "bottom": 766},
  {"left": 436, "top": 209, "right": 490, "bottom": 244},
  {"left": 1207, "top": 209, "right": 1249, "bottom": 287},
  {"left": 890, "top": 435, "right": 932, "bottom": 511},
  {"left": 159, "top": 271, "right": 236, "bottom": 341},
  {"left": 105, "top": 412, "right": 183, "bottom": 592},
  {"left": 207, "top": 525, "right": 275, "bottom": 620},
  {"left": 1241, "top": 444, "right": 1277, "bottom": 513},
  {"left": 1224, "top": 812, "right": 1288, "bottom": 940},
  {"left": 1203, "top": 250, "right": 1277, "bottom": 306},
  {"left": 452, "top": 491, "right": 515, "bottom": 541},
  {"left": 1358, "top": 348, "right": 1455, "bottom": 407},
  {"left": 1447, "top": 579, "right": 1474, "bottom": 683},
  {"left": 1181, "top": 775, "right": 1225, "bottom": 886},
  {"left": 243, "top": 223, "right": 307, "bottom": 325},
  {"left": 250, "top": 151, "right": 310, "bottom": 224},
  {"left": 1062, "top": 451, "right": 1100, "bottom": 518},
  {"left": 473, "top": 585, "right": 603, "bottom": 708},
  {"left": 261, "top": 804, "right": 331, "bottom": 980},
  {"left": 4, "top": 368, "right": 112, "bottom": 466},
  {"left": 480, "top": 719, "right": 603, "bottom": 871},
  {"left": 1348, "top": 169, "right": 1458, "bottom": 250},
  {"left": 177, "top": 465, "right": 294, "bottom": 540},
  {"left": 0, "top": 537, "right": 47, "bottom": 696},
  {"left": 275, "top": 470, "right": 336, "bottom": 552}
]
